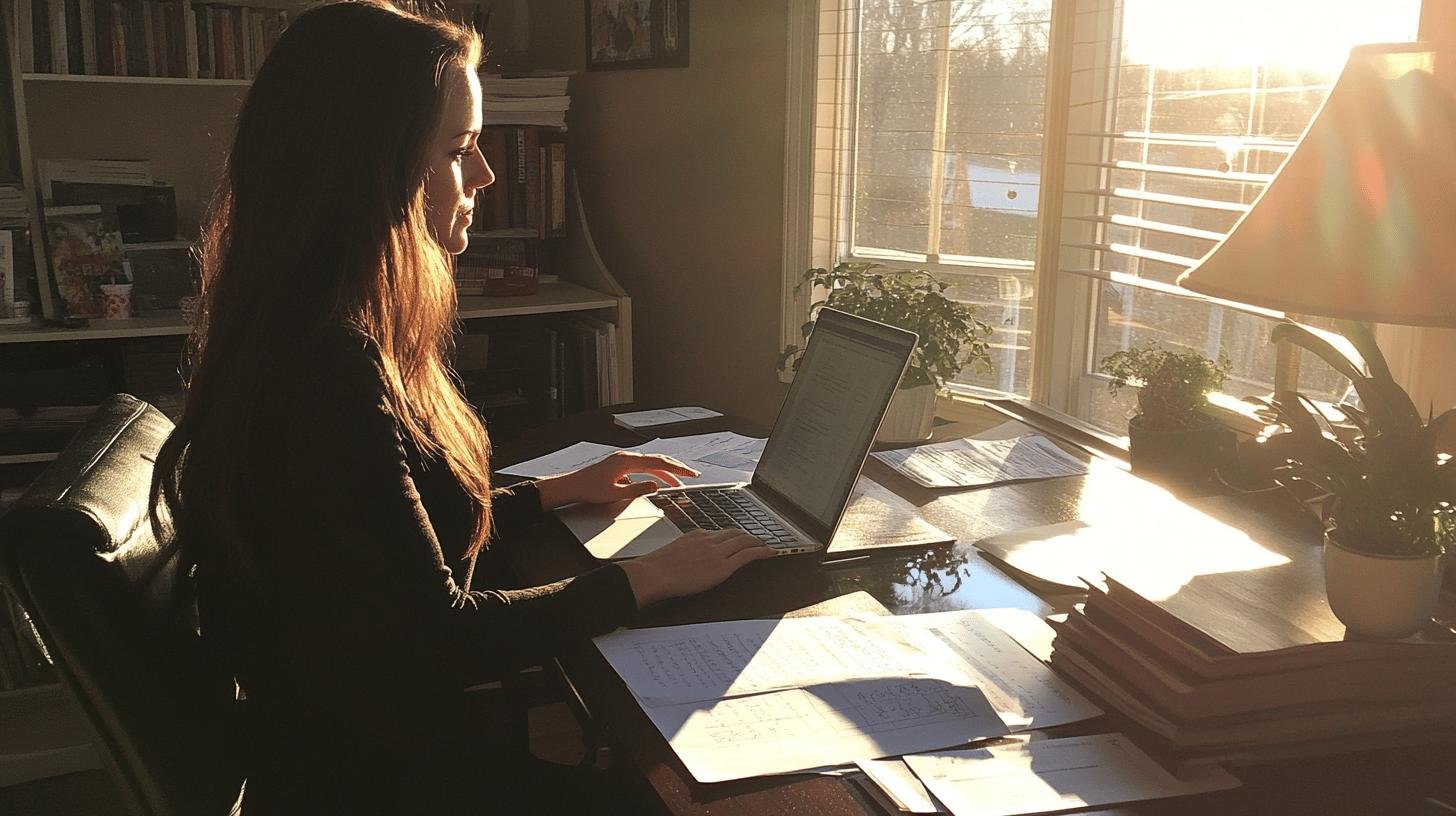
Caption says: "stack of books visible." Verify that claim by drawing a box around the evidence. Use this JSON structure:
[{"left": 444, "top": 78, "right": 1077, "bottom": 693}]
[
  {"left": 482, "top": 72, "right": 571, "bottom": 128},
  {"left": 1048, "top": 516, "right": 1456, "bottom": 763},
  {"left": 0, "top": 185, "right": 27, "bottom": 223}
]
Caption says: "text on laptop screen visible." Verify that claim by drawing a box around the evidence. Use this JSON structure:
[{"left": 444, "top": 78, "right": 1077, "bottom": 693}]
[{"left": 753, "top": 312, "right": 912, "bottom": 531}]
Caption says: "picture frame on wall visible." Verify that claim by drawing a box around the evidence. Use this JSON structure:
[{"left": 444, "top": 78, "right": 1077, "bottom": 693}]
[{"left": 584, "top": 0, "right": 688, "bottom": 70}]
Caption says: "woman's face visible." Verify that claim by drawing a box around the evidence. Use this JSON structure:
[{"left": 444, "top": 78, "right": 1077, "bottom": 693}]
[{"left": 425, "top": 64, "right": 493, "bottom": 255}]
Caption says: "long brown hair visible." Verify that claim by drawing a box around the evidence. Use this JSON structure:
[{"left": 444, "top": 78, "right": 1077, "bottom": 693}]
[{"left": 152, "top": 1, "right": 495, "bottom": 565}]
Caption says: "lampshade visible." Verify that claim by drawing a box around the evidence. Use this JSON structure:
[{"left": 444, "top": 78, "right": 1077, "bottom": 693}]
[{"left": 1177, "top": 44, "right": 1456, "bottom": 328}]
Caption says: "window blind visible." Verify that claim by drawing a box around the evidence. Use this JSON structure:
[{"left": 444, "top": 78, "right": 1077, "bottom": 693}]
[{"left": 1055, "top": 0, "right": 1421, "bottom": 308}]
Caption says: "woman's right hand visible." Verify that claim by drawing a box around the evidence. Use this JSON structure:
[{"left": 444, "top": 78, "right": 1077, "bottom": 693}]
[{"left": 619, "top": 529, "right": 775, "bottom": 608}]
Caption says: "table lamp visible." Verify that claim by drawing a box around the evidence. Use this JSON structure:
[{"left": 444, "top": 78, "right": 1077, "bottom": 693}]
[
  {"left": 1177, "top": 43, "right": 1456, "bottom": 639},
  {"left": 1178, "top": 42, "right": 1456, "bottom": 393}
]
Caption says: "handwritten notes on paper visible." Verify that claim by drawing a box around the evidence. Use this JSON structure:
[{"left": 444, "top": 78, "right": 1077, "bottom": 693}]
[
  {"left": 595, "top": 617, "right": 956, "bottom": 706},
  {"left": 873, "top": 435, "right": 1087, "bottom": 490},
  {"left": 902, "top": 734, "right": 1240, "bottom": 816},
  {"left": 645, "top": 680, "right": 1006, "bottom": 784},
  {"left": 870, "top": 609, "right": 1101, "bottom": 732}
]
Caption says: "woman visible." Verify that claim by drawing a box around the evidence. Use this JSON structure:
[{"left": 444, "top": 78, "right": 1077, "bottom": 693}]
[{"left": 150, "top": 2, "right": 772, "bottom": 812}]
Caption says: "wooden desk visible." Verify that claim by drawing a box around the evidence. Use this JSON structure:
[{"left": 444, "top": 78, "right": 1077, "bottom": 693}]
[{"left": 492, "top": 404, "right": 1456, "bottom": 816}]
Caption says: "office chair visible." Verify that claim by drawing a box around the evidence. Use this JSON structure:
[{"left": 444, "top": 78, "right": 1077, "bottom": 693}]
[{"left": 0, "top": 395, "right": 244, "bottom": 816}]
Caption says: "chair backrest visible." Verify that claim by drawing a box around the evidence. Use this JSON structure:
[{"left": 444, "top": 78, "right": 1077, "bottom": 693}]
[{"left": 0, "top": 395, "right": 243, "bottom": 816}]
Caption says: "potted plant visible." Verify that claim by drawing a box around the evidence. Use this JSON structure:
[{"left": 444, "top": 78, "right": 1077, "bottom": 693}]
[
  {"left": 778, "top": 263, "right": 993, "bottom": 443},
  {"left": 1098, "top": 343, "right": 1234, "bottom": 494},
  {"left": 1255, "top": 320, "right": 1454, "bottom": 639}
]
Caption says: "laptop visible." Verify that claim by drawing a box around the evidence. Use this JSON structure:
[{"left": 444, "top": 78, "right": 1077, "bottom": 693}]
[{"left": 560, "top": 307, "right": 924, "bottom": 560}]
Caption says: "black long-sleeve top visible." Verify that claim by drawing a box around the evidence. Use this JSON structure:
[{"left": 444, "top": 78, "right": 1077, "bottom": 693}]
[{"left": 192, "top": 327, "right": 636, "bottom": 813}]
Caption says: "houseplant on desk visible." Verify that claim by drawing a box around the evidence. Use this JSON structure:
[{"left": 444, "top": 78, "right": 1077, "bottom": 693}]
[
  {"left": 1098, "top": 343, "right": 1233, "bottom": 494},
  {"left": 778, "top": 263, "right": 993, "bottom": 443},
  {"left": 1256, "top": 320, "right": 1454, "bottom": 639}
]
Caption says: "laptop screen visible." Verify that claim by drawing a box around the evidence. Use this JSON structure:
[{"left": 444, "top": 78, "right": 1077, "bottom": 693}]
[{"left": 751, "top": 308, "right": 917, "bottom": 544}]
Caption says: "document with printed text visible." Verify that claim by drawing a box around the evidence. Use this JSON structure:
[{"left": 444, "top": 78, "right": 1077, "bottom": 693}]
[{"left": 872, "top": 435, "right": 1088, "bottom": 490}]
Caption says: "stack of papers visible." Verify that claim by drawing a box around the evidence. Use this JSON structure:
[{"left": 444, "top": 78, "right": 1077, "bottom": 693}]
[
  {"left": 595, "top": 615, "right": 1010, "bottom": 782},
  {"left": 872, "top": 435, "right": 1088, "bottom": 490},
  {"left": 611, "top": 406, "right": 724, "bottom": 430},
  {"left": 594, "top": 607, "right": 1105, "bottom": 783}
]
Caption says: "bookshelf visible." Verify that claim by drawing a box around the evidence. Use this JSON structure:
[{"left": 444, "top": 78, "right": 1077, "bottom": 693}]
[{"left": 0, "top": 0, "right": 635, "bottom": 451}]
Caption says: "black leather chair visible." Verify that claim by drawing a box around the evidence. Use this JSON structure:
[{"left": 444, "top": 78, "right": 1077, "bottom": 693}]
[{"left": 0, "top": 395, "right": 244, "bottom": 816}]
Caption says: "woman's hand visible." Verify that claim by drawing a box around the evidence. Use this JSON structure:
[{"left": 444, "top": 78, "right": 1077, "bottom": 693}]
[
  {"left": 618, "top": 529, "right": 775, "bottom": 607},
  {"left": 534, "top": 451, "right": 700, "bottom": 510}
]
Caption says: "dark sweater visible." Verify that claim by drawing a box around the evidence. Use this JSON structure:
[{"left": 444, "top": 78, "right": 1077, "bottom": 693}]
[{"left": 191, "top": 327, "right": 636, "bottom": 813}]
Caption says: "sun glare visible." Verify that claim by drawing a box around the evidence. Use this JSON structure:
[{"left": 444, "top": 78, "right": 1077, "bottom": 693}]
[{"left": 1121, "top": 0, "right": 1422, "bottom": 71}]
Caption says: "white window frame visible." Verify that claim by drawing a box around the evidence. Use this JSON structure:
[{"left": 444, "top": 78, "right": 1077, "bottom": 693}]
[{"left": 783, "top": 0, "right": 1431, "bottom": 431}]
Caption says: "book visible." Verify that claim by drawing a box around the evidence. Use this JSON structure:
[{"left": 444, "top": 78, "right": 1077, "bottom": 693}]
[
  {"left": 192, "top": 2, "right": 209, "bottom": 78},
  {"left": 39, "top": 158, "right": 152, "bottom": 199},
  {"left": 41, "top": 204, "right": 126, "bottom": 318},
  {"left": 52, "top": 181, "right": 177, "bottom": 243},
  {"left": 49, "top": 0, "right": 69, "bottom": 74},
  {"left": 32, "top": 0, "right": 52, "bottom": 74},
  {"left": 0, "top": 231, "right": 14, "bottom": 314},
  {"left": 547, "top": 138, "right": 567, "bottom": 237},
  {"left": 182, "top": 0, "right": 198, "bottom": 77},
  {"left": 140, "top": 0, "right": 155, "bottom": 76},
  {"left": 64, "top": 0, "right": 83, "bottom": 73},
  {"left": 122, "top": 0, "right": 146, "bottom": 76},
  {"left": 92, "top": 0, "right": 113, "bottom": 74},
  {"left": 18, "top": 0, "right": 35, "bottom": 72},
  {"left": 78, "top": 0, "right": 97, "bottom": 74}
]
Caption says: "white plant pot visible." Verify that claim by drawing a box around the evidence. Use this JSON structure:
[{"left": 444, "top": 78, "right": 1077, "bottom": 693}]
[
  {"left": 877, "top": 384, "right": 936, "bottom": 444},
  {"left": 1323, "top": 535, "right": 1445, "bottom": 639}
]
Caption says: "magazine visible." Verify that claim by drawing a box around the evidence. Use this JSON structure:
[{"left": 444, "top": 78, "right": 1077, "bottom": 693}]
[{"left": 43, "top": 205, "right": 126, "bottom": 318}]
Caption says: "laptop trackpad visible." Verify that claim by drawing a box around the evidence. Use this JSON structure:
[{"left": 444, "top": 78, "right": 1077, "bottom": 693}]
[{"left": 556, "top": 495, "right": 684, "bottom": 560}]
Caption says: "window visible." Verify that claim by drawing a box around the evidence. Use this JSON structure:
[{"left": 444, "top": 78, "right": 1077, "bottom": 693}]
[
  {"left": 807, "top": 0, "right": 1053, "bottom": 397},
  {"left": 797, "top": 0, "right": 1423, "bottom": 435}
]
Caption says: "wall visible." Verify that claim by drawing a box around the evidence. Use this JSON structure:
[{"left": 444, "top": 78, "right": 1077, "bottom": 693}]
[{"left": 530, "top": 1, "right": 791, "bottom": 426}]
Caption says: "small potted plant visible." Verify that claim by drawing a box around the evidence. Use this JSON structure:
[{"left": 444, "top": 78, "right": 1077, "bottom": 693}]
[
  {"left": 778, "top": 263, "right": 993, "bottom": 443},
  {"left": 1256, "top": 320, "right": 1454, "bottom": 638},
  {"left": 1098, "top": 342, "right": 1234, "bottom": 494}
]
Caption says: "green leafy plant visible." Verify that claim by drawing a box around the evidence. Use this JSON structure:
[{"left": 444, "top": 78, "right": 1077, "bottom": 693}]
[
  {"left": 1253, "top": 320, "right": 1456, "bottom": 557},
  {"left": 777, "top": 263, "right": 993, "bottom": 389},
  {"left": 1098, "top": 343, "right": 1232, "bottom": 433}
]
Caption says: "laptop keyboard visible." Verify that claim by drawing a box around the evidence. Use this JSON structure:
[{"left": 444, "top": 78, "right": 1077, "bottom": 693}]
[{"left": 648, "top": 489, "right": 807, "bottom": 551}]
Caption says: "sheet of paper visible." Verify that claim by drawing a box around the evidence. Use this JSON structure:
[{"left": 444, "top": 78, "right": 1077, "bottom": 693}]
[
  {"left": 857, "top": 757, "right": 945, "bottom": 813},
  {"left": 594, "top": 616, "right": 958, "bottom": 706},
  {"left": 873, "top": 435, "right": 1088, "bottom": 490},
  {"left": 862, "top": 610, "right": 1101, "bottom": 731},
  {"left": 613, "top": 406, "right": 723, "bottom": 428},
  {"left": 974, "top": 517, "right": 1292, "bottom": 599},
  {"left": 645, "top": 679, "right": 1007, "bottom": 783},
  {"left": 634, "top": 432, "right": 764, "bottom": 486},
  {"left": 903, "top": 734, "right": 1240, "bottom": 816},
  {"left": 497, "top": 441, "right": 620, "bottom": 478}
]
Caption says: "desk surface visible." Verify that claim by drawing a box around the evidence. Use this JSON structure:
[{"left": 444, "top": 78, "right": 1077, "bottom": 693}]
[{"left": 492, "top": 403, "right": 1456, "bottom": 816}]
